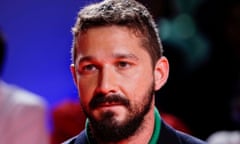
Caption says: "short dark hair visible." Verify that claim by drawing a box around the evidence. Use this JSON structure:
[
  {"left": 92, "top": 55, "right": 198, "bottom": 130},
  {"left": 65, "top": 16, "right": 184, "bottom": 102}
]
[{"left": 71, "top": 0, "right": 163, "bottom": 67}]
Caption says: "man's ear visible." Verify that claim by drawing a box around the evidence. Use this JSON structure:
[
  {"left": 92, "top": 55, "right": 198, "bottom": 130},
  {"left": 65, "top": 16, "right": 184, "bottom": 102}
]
[
  {"left": 154, "top": 56, "right": 169, "bottom": 91},
  {"left": 70, "top": 64, "right": 77, "bottom": 86}
]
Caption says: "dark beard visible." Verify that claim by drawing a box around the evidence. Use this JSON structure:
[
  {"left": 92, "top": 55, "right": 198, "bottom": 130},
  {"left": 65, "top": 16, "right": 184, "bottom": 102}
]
[{"left": 85, "top": 83, "right": 155, "bottom": 143}]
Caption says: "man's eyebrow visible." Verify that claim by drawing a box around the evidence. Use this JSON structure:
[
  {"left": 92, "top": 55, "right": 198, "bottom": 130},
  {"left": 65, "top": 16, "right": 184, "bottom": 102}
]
[
  {"left": 77, "top": 53, "right": 139, "bottom": 64},
  {"left": 78, "top": 56, "right": 95, "bottom": 63},
  {"left": 112, "top": 53, "right": 139, "bottom": 61}
]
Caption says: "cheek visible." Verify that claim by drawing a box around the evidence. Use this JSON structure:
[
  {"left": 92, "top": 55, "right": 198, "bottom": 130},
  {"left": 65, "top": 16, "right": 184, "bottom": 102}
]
[
  {"left": 123, "top": 68, "right": 153, "bottom": 98},
  {"left": 132, "top": 66, "right": 153, "bottom": 86},
  {"left": 77, "top": 77, "right": 97, "bottom": 105}
]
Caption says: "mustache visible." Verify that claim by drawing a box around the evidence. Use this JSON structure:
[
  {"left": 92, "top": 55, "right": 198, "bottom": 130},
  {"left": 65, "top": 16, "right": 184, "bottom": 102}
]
[{"left": 89, "top": 93, "right": 129, "bottom": 109}]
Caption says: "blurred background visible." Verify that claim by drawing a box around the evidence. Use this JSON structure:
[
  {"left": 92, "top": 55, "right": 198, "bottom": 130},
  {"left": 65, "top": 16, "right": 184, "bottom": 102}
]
[{"left": 0, "top": 0, "right": 240, "bottom": 141}]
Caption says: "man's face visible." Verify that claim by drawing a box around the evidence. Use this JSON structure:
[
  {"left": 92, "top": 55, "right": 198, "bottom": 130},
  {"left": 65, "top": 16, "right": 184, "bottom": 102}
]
[{"left": 71, "top": 25, "right": 157, "bottom": 141}]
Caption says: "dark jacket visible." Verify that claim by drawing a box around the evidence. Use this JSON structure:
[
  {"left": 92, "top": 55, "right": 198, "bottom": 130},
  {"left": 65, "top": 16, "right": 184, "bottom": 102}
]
[{"left": 62, "top": 120, "right": 207, "bottom": 144}]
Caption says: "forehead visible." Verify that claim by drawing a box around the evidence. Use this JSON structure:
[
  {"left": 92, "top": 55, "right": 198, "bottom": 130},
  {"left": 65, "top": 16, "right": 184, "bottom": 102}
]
[
  {"left": 75, "top": 25, "right": 150, "bottom": 60},
  {"left": 77, "top": 25, "right": 142, "bottom": 46}
]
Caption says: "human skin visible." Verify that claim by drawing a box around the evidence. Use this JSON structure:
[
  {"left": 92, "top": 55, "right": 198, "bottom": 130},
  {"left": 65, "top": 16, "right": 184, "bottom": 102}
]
[{"left": 70, "top": 25, "right": 169, "bottom": 143}]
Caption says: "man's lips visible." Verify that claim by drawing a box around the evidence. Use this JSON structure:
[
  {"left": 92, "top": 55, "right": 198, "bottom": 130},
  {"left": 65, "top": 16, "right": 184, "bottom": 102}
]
[{"left": 97, "top": 102, "right": 123, "bottom": 107}]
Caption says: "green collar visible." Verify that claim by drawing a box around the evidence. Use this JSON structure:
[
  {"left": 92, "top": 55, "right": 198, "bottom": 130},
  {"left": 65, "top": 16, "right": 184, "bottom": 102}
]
[
  {"left": 85, "top": 107, "right": 161, "bottom": 144},
  {"left": 149, "top": 107, "right": 161, "bottom": 144}
]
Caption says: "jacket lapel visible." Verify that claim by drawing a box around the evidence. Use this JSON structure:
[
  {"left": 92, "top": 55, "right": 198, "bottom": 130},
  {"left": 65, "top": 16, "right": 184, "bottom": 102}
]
[{"left": 158, "top": 121, "right": 181, "bottom": 144}]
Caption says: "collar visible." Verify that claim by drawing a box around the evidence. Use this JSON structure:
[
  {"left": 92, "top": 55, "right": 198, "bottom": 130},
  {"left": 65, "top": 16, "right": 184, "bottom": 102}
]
[
  {"left": 85, "top": 107, "right": 161, "bottom": 144},
  {"left": 149, "top": 107, "right": 161, "bottom": 144}
]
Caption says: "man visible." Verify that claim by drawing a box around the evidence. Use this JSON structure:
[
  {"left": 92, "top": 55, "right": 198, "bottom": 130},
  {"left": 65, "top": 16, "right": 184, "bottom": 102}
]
[
  {"left": 63, "top": 0, "right": 207, "bottom": 143},
  {"left": 0, "top": 29, "right": 49, "bottom": 144}
]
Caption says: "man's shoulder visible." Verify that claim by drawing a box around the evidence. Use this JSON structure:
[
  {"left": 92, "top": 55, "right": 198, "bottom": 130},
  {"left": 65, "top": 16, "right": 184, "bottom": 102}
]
[
  {"left": 160, "top": 121, "right": 207, "bottom": 144},
  {"left": 62, "top": 135, "right": 78, "bottom": 144},
  {"left": 175, "top": 130, "right": 207, "bottom": 144},
  {"left": 62, "top": 130, "right": 88, "bottom": 144}
]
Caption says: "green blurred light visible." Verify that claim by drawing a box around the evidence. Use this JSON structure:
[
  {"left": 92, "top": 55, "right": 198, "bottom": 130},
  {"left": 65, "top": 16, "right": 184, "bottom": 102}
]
[{"left": 172, "top": 14, "right": 196, "bottom": 39}]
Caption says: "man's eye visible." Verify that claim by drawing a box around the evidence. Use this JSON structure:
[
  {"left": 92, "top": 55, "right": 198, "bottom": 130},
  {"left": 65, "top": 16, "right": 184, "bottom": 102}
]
[
  {"left": 117, "top": 61, "right": 130, "bottom": 68},
  {"left": 82, "top": 64, "right": 97, "bottom": 72}
]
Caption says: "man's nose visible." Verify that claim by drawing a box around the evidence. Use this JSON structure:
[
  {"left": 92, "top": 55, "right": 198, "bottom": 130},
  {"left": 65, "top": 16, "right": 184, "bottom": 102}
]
[{"left": 95, "top": 67, "right": 117, "bottom": 94}]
